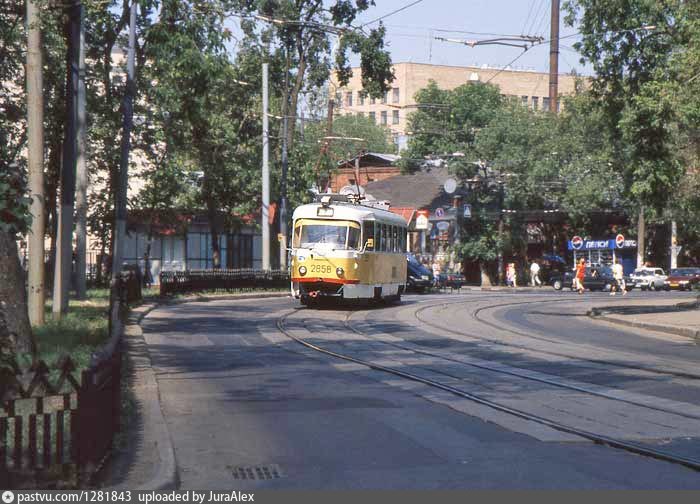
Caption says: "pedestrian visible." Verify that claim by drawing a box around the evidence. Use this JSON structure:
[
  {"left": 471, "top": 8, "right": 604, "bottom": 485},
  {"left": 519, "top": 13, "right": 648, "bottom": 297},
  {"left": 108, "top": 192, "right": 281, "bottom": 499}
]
[
  {"left": 432, "top": 260, "right": 441, "bottom": 287},
  {"left": 506, "top": 263, "right": 517, "bottom": 288},
  {"left": 611, "top": 258, "right": 626, "bottom": 296},
  {"left": 574, "top": 258, "right": 586, "bottom": 294},
  {"left": 143, "top": 252, "right": 153, "bottom": 289},
  {"left": 530, "top": 260, "right": 542, "bottom": 287}
]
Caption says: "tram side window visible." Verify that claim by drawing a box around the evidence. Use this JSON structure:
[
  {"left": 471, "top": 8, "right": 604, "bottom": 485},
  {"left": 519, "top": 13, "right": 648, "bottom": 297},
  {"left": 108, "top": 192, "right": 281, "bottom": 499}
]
[
  {"left": 363, "top": 221, "right": 374, "bottom": 250},
  {"left": 381, "top": 224, "right": 388, "bottom": 252},
  {"left": 390, "top": 226, "right": 396, "bottom": 252}
]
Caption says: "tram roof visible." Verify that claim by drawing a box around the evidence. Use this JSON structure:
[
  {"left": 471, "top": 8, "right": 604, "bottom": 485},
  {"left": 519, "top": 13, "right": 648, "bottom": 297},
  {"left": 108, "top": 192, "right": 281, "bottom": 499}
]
[{"left": 293, "top": 202, "right": 407, "bottom": 226}]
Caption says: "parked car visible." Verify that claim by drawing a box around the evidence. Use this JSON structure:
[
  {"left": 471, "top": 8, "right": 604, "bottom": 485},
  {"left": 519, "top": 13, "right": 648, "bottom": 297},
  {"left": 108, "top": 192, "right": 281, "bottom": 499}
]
[
  {"left": 406, "top": 254, "right": 433, "bottom": 293},
  {"left": 538, "top": 255, "right": 568, "bottom": 285},
  {"left": 436, "top": 271, "right": 466, "bottom": 290},
  {"left": 664, "top": 267, "right": 700, "bottom": 291},
  {"left": 630, "top": 267, "right": 668, "bottom": 291},
  {"left": 550, "top": 266, "right": 633, "bottom": 292}
]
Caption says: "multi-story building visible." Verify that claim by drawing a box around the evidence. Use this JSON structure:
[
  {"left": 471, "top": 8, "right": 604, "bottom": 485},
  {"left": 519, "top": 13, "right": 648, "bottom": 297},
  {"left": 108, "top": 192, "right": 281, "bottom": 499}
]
[{"left": 331, "top": 62, "right": 579, "bottom": 150}]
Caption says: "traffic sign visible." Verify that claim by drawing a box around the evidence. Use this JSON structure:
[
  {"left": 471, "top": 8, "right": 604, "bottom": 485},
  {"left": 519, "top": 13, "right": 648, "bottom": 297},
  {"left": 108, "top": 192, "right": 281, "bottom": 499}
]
[
  {"left": 571, "top": 236, "right": 583, "bottom": 250},
  {"left": 415, "top": 210, "right": 429, "bottom": 230},
  {"left": 435, "top": 207, "right": 445, "bottom": 218},
  {"left": 671, "top": 245, "right": 683, "bottom": 254},
  {"left": 463, "top": 204, "right": 471, "bottom": 218}
]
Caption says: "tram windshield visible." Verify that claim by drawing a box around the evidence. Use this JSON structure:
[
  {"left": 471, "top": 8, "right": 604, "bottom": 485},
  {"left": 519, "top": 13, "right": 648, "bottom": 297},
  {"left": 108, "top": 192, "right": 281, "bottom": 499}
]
[{"left": 294, "top": 220, "right": 361, "bottom": 250}]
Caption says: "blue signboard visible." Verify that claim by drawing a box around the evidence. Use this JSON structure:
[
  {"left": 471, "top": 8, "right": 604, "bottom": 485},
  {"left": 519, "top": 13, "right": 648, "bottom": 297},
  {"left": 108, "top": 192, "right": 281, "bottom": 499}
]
[{"left": 567, "top": 238, "right": 637, "bottom": 251}]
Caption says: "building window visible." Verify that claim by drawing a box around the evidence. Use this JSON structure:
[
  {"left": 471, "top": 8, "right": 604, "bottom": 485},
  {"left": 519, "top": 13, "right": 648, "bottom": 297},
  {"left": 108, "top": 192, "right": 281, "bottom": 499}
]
[
  {"left": 370, "top": 96, "right": 376, "bottom": 105},
  {"left": 521, "top": 95, "right": 528, "bottom": 106},
  {"left": 369, "top": 111, "right": 376, "bottom": 123},
  {"left": 543, "top": 97, "right": 550, "bottom": 111},
  {"left": 358, "top": 111, "right": 365, "bottom": 118},
  {"left": 381, "top": 93, "right": 387, "bottom": 104},
  {"left": 345, "top": 91, "right": 353, "bottom": 107},
  {"left": 392, "top": 110, "right": 399, "bottom": 124},
  {"left": 380, "top": 110, "right": 387, "bottom": 125},
  {"left": 392, "top": 88, "right": 400, "bottom": 103},
  {"left": 532, "top": 96, "right": 539, "bottom": 110},
  {"left": 358, "top": 93, "right": 365, "bottom": 106}
]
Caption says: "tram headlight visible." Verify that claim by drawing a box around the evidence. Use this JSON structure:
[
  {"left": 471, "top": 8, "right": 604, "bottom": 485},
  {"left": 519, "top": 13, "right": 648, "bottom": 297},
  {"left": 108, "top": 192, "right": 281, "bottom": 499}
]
[
  {"left": 298, "top": 266, "right": 307, "bottom": 276},
  {"left": 336, "top": 267, "right": 344, "bottom": 277}
]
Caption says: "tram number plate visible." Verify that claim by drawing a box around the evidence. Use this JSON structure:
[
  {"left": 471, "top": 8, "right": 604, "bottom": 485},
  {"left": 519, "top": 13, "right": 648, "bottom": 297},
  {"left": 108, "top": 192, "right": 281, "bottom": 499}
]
[{"left": 310, "top": 264, "right": 332, "bottom": 274}]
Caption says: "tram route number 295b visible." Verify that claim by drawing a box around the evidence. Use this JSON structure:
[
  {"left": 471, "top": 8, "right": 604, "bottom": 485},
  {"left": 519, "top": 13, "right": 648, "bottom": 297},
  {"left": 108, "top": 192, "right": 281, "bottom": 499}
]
[{"left": 310, "top": 264, "right": 332, "bottom": 274}]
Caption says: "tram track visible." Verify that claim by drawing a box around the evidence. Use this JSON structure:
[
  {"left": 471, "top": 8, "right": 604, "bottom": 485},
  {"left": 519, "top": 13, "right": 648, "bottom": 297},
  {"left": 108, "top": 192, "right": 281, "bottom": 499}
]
[
  {"left": 276, "top": 306, "right": 700, "bottom": 472},
  {"left": 411, "top": 297, "right": 700, "bottom": 381}
]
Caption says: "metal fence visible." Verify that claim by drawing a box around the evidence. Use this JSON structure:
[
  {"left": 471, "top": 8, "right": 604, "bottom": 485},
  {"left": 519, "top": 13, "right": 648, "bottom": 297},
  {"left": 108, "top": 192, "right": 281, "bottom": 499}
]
[
  {"left": 0, "top": 273, "right": 138, "bottom": 488},
  {"left": 159, "top": 269, "right": 290, "bottom": 296}
]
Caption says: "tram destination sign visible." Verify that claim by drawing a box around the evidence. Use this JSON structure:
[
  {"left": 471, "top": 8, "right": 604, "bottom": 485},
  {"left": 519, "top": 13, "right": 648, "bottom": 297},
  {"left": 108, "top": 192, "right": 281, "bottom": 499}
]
[{"left": 567, "top": 238, "right": 637, "bottom": 251}]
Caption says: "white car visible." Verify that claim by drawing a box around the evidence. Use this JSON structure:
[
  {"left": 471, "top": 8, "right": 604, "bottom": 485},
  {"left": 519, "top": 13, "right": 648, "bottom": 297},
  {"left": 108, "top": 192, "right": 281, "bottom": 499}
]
[{"left": 630, "top": 267, "right": 668, "bottom": 291}]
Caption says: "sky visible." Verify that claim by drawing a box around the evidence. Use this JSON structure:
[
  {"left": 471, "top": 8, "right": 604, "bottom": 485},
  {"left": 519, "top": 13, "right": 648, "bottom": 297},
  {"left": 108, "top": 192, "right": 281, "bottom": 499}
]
[{"left": 351, "top": 0, "right": 591, "bottom": 75}]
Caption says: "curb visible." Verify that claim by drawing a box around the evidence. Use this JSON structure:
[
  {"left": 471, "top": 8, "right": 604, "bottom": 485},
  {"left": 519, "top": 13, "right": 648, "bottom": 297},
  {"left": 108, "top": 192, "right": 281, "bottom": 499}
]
[
  {"left": 589, "top": 306, "right": 700, "bottom": 342},
  {"left": 107, "top": 291, "right": 290, "bottom": 490}
]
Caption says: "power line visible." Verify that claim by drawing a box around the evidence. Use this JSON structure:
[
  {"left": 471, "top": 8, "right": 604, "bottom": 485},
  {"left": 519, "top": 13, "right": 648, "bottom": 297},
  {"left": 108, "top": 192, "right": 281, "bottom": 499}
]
[
  {"left": 521, "top": 0, "right": 539, "bottom": 35},
  {"left": 362, "top": 0, "right": 426, "bottom": 27}
]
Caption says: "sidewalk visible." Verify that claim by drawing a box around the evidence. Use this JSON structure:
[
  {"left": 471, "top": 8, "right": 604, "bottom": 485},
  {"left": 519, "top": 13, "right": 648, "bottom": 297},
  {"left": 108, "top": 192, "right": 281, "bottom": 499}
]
[
  {"left": 589, "top": 296, "right": 700, "bottom": 341},
  {"left": 97, "top": 291, "right": 290, "bottom": 490}
]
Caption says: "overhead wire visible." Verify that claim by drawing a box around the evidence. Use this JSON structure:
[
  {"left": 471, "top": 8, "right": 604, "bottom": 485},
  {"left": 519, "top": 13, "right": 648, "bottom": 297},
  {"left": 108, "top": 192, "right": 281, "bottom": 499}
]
[
  {"left": 362, "top": 0, "right": 426, "bottom": 27},
  {"left": 521, "top": 0, "right": 539, "bottom": 36}
]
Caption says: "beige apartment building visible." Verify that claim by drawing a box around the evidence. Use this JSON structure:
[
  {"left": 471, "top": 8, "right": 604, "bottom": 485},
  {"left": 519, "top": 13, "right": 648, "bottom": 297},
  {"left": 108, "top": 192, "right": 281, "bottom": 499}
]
[{"left": 331, "top": 62, "right": 579, "bottom": 149}]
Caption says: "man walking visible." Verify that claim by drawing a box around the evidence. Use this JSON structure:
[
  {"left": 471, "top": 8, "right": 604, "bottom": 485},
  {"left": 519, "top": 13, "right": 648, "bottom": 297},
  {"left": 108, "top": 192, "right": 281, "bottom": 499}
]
[
  {"left": 611, "top": 259, "right": 626, "bottom": 296},
  {"left": 530, "top": 260, "right": 542, "bottom": 287}
]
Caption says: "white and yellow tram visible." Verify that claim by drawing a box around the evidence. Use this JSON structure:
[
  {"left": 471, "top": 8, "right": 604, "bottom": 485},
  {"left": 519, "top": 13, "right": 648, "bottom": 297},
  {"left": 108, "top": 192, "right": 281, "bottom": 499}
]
[{"left": 291, "top": 194, "right": 408, "bottom": 305}]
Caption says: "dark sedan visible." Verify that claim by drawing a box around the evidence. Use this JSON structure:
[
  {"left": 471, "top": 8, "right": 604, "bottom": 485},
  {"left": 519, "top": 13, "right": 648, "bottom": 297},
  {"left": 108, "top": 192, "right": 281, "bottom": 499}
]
[
  {"left": 550, "top": 266, "right": 633, "bottom": 292},
  {"left": 664, "top": 267, "right": 700, "bottom": 291},
  {"left": 406, "top": 254, "right": 433, "bottom": 293}
]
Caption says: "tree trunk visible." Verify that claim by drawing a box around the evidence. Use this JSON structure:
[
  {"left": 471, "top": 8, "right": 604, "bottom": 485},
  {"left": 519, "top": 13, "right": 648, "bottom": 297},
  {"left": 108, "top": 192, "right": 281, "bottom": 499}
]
[
  {"left": 479, "top": 261, "right": 492, "bottom": 287},
  {"left": 0, "top": 231, "right": 36, "bottom": 356}
]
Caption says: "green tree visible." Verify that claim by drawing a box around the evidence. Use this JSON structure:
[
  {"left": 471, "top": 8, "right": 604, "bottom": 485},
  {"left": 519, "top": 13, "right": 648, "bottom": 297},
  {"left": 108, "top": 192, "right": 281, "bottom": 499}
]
[{"left": 564, "top": 0, "right": 685, "bottom": 216}]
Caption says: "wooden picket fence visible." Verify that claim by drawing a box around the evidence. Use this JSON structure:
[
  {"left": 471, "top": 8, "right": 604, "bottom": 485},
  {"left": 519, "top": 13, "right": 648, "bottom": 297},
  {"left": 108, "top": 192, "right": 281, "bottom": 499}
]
[
  {"left": 159, "top": 268, "right": 290, "bottom": 296},
  {"left": 0, "top": 274, "right": 134, "bottom": 488}
]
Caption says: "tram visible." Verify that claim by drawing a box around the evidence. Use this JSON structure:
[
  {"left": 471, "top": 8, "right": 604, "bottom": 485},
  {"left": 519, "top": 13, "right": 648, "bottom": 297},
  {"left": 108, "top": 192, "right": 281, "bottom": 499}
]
[{"left": 290, "top": 194, "right": 408, "bottom": 305}]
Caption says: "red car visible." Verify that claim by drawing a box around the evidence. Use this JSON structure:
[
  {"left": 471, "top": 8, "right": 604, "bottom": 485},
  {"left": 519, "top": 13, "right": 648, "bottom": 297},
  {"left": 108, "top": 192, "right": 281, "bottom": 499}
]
[{"left": 664, "top": 267, "right": 700, "bottom": 291}]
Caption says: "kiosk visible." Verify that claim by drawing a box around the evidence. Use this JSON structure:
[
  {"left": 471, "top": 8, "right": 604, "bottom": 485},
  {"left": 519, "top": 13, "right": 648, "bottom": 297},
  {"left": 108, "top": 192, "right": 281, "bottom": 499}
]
[{"left": 568, "top": 234, "right": 637, "bottom": 274}]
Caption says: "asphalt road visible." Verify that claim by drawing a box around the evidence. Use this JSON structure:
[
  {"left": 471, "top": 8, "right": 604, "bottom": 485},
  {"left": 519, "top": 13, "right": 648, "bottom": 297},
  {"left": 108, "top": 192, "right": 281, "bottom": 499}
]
[{"left": 140, "top": 290, "right": 700, "bottom": 489}]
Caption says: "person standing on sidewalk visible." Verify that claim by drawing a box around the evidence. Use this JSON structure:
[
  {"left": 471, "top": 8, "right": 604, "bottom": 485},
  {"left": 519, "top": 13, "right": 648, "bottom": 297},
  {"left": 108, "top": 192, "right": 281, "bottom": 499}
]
[
  {"left": 530, "top": 260, "right": 542, "bottom": 287},
  {"left": 575, "top": 258, "right": 586, "bottom": 294},
  {"left": 611, "top": 259, "right": 626, "bottom": 296}
]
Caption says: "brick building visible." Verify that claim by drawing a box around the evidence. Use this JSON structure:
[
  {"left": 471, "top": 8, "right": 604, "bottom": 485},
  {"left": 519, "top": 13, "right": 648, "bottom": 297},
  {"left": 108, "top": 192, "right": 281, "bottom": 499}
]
[{"left": 331, "top": 62, "right": 580, "bottom": 150}]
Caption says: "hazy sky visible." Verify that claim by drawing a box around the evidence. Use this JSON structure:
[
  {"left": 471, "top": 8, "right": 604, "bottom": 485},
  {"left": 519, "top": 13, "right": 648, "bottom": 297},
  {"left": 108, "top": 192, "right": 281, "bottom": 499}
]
[{"left": 352, "top": 0, "right": 590, "bottom": 75}]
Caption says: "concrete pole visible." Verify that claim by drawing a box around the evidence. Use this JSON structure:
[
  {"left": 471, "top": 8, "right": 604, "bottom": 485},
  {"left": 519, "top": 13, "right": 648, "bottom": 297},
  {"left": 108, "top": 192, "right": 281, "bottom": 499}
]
[
  {"left": 262, "top": 62, "right": 270, "bottom": 271},
  {"left": 670, "top": 220, "right": 678, "bottom": 269},
  {"left": 53, "top": 1, "right": 81, "bottom": 318},
  {"left": 637, "top": 207, "right": 645, "bottom": 268},
  {"left": 112, "top": 0, "right": 137, "bottom": 279},
  {"left": 74, "top": 8, "right": 88, "bottom": 299},
  {"left": 26, "top": 0, "right": 45, "bottom": 326},
  {"left": 548, "top": 0, "right": 560, "bottom": 113},
  {"left": 279, "top": 112, "right": 288, "bottom": 270}
]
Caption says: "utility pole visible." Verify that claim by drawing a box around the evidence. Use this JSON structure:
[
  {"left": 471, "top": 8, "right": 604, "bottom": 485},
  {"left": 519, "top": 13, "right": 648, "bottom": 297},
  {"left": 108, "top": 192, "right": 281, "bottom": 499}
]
[
  {"left": 26, "top": 0, "right": 45, "bottom": 326},
  {"left": 53, "top": 0, "right": 81, "bottom": 318},
  {"left": 670, "top": 220, "right": 678, "bottom": 269},
  {"left": 279, "top": 112, "right": 288, "bottom": 270},
  {"left": 74, "top": 8, "right": 88, "bottom": 299},
  {"left": 548, "top": 0, "right": 560, "bottom": 113},
  {"left": 637, "top": 207, "right": 645, "bottom": 268},
  {"left": 313, "top": 98, "right": 334, "bottom": 191},
  {"left": 497, "top": 181, "right": 504, "bottom": 285},
  {"left": 262, "top": 62, "right": 270, "bottom": 271},
  {"left": 111, "top": 0, "right": 137, "bottom": 283}
]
